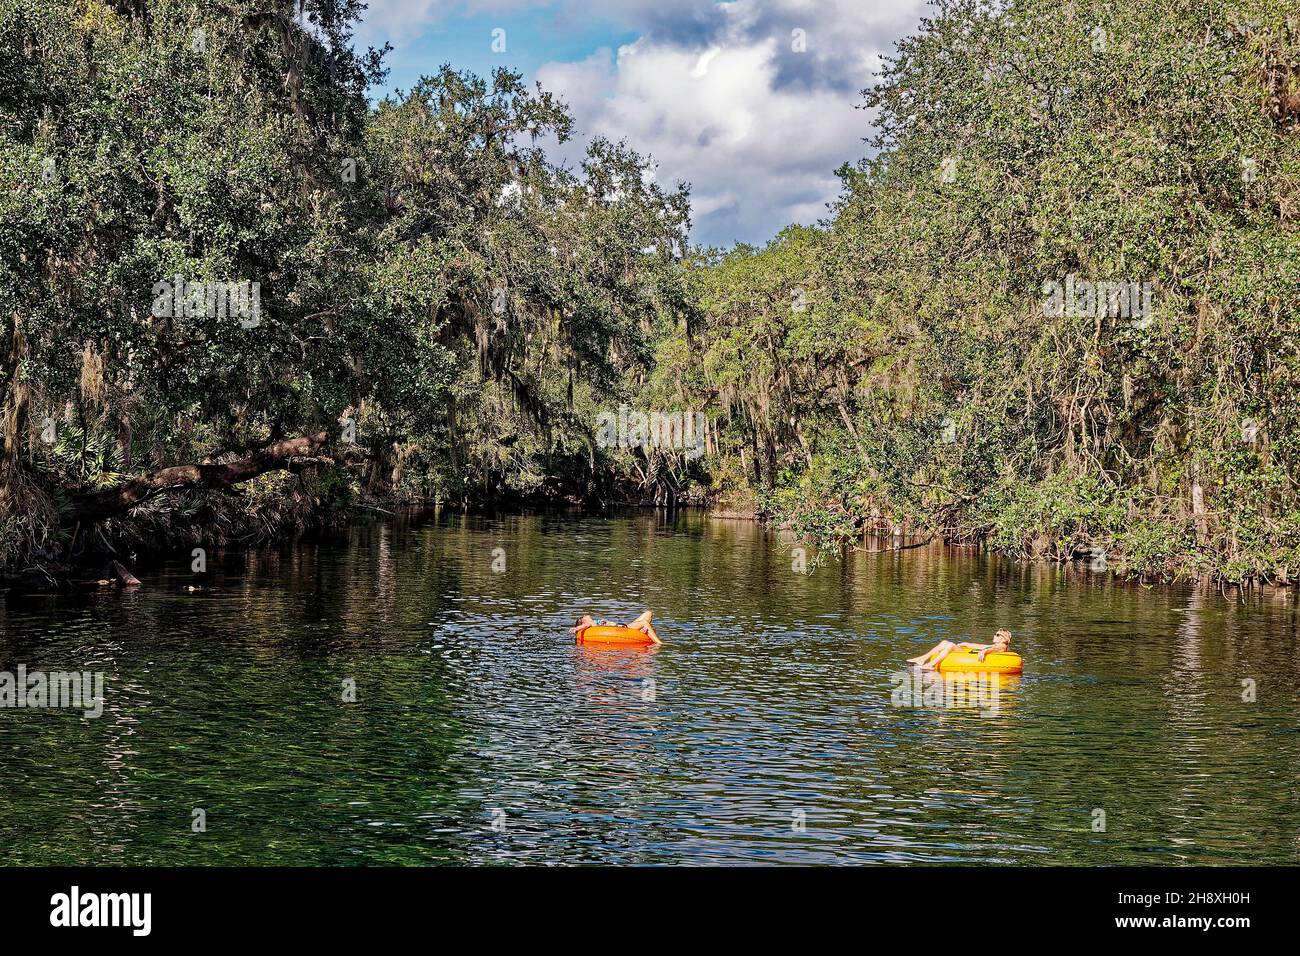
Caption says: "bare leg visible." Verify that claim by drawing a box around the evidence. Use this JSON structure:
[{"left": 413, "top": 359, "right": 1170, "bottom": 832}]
[
  {"left": 907, "top": 640, "right": 951, "bottom": 666},
  {"left": 924, "top": 641, "right": 959, "bottom": 670},
  {"left": 626, "top": 610, "right": 661, "bottom": 644},
  {"left": 908, "top": 640, "right": 955, "bottom": 668}
]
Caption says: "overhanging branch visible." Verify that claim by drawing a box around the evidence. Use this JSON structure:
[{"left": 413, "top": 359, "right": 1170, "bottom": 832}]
[{"left": 72, "top": 432, "right": 332, "bottom": 524}]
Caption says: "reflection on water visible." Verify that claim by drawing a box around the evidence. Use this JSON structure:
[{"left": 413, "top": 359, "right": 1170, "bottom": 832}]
[{"left": 2, "top": 509, "right": 1299, "bottom": 864}]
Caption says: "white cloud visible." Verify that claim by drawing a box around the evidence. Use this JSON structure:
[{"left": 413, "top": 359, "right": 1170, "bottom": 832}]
[
  {"left": 690, "top": 45, "right": 723, "bottom": 78},
  {"left": 537, "top": 0, "right": 928, "bottom": 246},
  {"left": 354, "top": 0, "right": 456, "bottom": 44},
  {"left": 532, "top": 47, "right": 616, "bottom": 128}
]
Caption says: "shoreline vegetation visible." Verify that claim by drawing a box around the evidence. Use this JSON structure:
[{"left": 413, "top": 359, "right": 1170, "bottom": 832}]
[{"left": 2, "top": 0, "right": 1298, "bottom": 592}]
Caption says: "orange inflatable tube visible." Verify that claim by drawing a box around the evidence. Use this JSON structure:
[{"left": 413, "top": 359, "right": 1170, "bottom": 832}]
[{"left": 576, "top": 624, "right": 655, "bottom": 646}]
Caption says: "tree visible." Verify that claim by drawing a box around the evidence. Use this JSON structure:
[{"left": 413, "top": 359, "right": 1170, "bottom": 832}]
[
  {"left": 0, "top": 0, "right": 690, "bottom": 574},
  {"left": 674, "top": 0, "right": 1300, "bottom": 582}
]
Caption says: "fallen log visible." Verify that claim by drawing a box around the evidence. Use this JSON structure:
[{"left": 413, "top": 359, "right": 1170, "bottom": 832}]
[
  {"left": 854, "top": 536, "right": 936, "bottom": 554},
  {"left": 106, "top": 560, "right": 141, "bottom": 587}
]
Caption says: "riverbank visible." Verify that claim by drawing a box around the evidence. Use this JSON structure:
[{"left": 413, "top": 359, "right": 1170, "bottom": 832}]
[
  {"left": 0, "top": 477, "right": 432, "bottom": 593},
  {"left": 7, "top": 480, "right": 1296, "bottom": 599}
]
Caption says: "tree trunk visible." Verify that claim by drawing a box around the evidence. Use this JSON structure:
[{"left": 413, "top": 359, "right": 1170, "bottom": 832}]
[
  {"left": 1191, "top": 478, "right": 1209, "bottom": 546},
  {"left": 72, "top": 431, "right": 331, "bottom": 523},
  {"left": 1, "top": 311, "right": 30, "bottom": 483}
]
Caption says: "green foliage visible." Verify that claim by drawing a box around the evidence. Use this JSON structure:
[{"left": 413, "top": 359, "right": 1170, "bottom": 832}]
[
  {"left": 44, "top": 421, "right": 126, "bottom": 488},
  {"left": 983, "top": 472, "right": 1123, "bottom": 561}
]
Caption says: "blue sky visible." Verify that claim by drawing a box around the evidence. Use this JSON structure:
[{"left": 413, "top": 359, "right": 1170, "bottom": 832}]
[
  {"left": 370, "top": 5, "right": 641, "bottom": 97},
  {"left": 353, "top": 1, "right": 929, "bottom": 248}
]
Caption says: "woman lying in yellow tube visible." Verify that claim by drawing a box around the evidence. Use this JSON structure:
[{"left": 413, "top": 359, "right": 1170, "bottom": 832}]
[{"left": 908, "top": 629, "right": 1012, "bottom": 670}]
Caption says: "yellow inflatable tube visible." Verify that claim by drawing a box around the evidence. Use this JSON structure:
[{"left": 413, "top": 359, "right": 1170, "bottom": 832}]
[{"left": 937, "top": 648, "right": 1023, "bottom": 674}]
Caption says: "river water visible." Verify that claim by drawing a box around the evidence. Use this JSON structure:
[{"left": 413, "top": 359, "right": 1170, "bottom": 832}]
[{"left": 1, "top": 510, "right": 1297, "bottom": 864}]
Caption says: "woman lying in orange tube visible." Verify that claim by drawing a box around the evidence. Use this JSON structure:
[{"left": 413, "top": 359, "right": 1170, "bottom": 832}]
[{"left": 570, "top": 610, "right": 662, "bottom": 645}]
